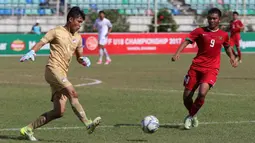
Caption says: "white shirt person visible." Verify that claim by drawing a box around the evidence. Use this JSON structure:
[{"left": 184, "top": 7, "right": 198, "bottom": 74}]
[{"left": 93, "top": 11, "right": 112, "bottom": 65}]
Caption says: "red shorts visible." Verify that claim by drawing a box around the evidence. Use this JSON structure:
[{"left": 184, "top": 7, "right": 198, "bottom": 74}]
[
  {"left": 230, "top": 34, "right": 241, "bottom": 47},
  {"left": 183, "top": 67, "right": 219, "bottom": 91}
]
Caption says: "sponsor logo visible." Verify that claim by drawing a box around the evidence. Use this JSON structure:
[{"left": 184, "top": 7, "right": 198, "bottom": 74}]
[
  {"left": 86, "top": 36, "right": 98, "bottom": 51},
  {"left": 11, "top": 40, "right": 25, "bottom": 51}
]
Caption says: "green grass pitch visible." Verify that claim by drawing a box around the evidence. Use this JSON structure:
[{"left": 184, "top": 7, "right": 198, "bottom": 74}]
[{"left": 0, "top": 54, "right": 255, "bottom": 143}]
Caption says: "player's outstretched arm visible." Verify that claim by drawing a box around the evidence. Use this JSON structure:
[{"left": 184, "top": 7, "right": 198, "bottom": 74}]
[
  {"left": 75, "top": 46, "right": 91, "bottom": 67},
  {"left": 224, "top": 46, "right": 238, "bottom": 68},
  {"left": 20, "top": 28, "right": 55, "bottom": 62},
  {"left": 20, "top": 41, "right": 46, "bottom": 62},
  {"left": 171, "top": 40, "right": 190, "bottom": 62},
  {"left": 31, "top": 41, "right": 46, "bottom": 52}
]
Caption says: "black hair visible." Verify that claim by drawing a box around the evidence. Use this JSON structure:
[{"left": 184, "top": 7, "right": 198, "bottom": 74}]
[
  {"left": 208, "top": 8, "right": 222, "bottom": 17},
  {"left": 67, "top": 6, "right": 85, "bottom": 22},
  {"left": 233, "top": 11, "right": 239, "bottom": 15},
  {"left": 99, "top": 10, "right": 105, "bottom": 15}
]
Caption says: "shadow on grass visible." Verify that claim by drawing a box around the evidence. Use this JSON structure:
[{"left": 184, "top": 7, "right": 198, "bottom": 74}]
[
  {"left": 0, "top": 135, "right": 26, "bottom": 141},
  {"left": 0, "top": 135, "right": 67, "bottom": 142},
  {"left": 117, "top": 123, "right": 184, "bottom": 142}
]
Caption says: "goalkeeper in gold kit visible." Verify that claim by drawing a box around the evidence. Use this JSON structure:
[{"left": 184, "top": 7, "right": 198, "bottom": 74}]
[{"left": 19, "top": 7, "right": 101, "bottom": 141}]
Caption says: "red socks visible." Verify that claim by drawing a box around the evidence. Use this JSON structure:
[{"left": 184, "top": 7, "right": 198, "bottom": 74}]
[
  {"left": 237, "top": 48, "right": 241, "bottom": 60},
  {"left": 189, "top": 97, "right": 205, "bottom": 117}
]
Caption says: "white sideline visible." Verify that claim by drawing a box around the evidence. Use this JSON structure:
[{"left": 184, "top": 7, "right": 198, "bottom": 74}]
[
  {"left": 112, "top": 87, "right": 249, "bottom": 97},
  {"left": 0, "top": 78, "right": 102, "bottom": 87},
  {"left": 1, "top": 120, "right": 255, "bottom": 131}
]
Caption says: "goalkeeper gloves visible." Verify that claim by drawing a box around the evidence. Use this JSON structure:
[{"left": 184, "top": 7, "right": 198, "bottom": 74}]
[{"left": 20, "top": 50, "right": 36, "bottom": 62}]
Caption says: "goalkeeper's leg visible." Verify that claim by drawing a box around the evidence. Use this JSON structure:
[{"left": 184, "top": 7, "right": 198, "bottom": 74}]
[
  {"left": 63, "top": 86, "right": 101, "bottom": 134},
  {"left": 20, "top": 93, "right": 68, "bottom": 141}
]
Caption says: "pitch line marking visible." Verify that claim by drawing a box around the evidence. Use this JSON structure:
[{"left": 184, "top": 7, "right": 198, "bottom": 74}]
[
  {"left": 1, "top": 120, "right": 255, "bottom": 131},
  {"left": 112, "top": 87, "right": 249, "bottom": 97},
  {"left": 74, "top": 78, "right": 102, "bottom": 87},
  {"left": 0, "top": 78, "right": 102, "bottom": 87}
]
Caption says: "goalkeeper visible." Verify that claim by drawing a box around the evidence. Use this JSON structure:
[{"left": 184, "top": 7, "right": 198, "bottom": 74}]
[{"left": 19, "top": 6, "right": 101, "bottom": 141}]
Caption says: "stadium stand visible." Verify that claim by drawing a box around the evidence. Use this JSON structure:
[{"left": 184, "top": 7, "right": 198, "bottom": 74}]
[
  {"left": 184, "top": 0, "right": 255, "bottom": 15},
  {"left": 0, "top": 0, "right": 253, "bottom": 16},
  {"left": 0, "top": 0, "right": 177, "bottom": 16},
  {"left": 0, "top": 0, "right": 53, "bottom": 15},
  {"left": 0, "top": 0, "right": 254, "bottom": 32}
]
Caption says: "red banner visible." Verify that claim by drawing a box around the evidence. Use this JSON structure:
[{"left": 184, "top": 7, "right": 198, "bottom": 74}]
[{"left": 81, "top": 33, "right": 197, "bottom": 55}]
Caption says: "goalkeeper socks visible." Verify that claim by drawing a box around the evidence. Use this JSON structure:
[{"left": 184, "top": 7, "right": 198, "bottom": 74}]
[
  {"left": 29, "top": 110, "right": 59, "bottom": 130},
  {"left": 71, "top": 100, "right": 90, "bottom": 126}
]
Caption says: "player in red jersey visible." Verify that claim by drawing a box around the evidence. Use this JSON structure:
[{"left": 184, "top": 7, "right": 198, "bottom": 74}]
[
  {"left": 229, "top": 11, "right": 244, "bottom": 63},
  {"left": 172, "top": 8, "right": 238, "bottom": 130}
]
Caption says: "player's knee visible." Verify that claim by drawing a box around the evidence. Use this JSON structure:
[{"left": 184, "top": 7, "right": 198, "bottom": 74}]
[
  {"left": 71, "top": 91, "right": 78, "bottom": 98},
  {"left": 198, "top": 83, "right": 210, "bottom": 98},
  {"left": 68, "top": 89, "right": 78, "bottom": 98},
  {"left": 183, "top": 89, "right": 194, "bottom": 100},
  {"left": 198, "top": 91, "right": 207, "bottom": 98}
]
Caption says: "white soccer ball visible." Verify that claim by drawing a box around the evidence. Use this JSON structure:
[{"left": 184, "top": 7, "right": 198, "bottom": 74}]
[{"left": 141, "top": 115, "right": 159, "bottom": 133}]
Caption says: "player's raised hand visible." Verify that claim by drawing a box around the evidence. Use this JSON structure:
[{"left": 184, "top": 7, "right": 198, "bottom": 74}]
[
  {"left": 20, "top": 50, "right": 36, "bottom": 62},
  {"left": 230, "top": 58, "right": 238, "bottom": 68},
  {"left": 79, "top": 56, "right": 91, "bottom": 67},
  {"left": 171, "top": 54, "right": 180, "bottom": 62}
]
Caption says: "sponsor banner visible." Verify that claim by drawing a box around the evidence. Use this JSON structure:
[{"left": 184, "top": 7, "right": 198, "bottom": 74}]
[
  {"left": 1, "top": 33, "right": 255, "bottom": 56},
  {"left": 81, "top": 33, "right": 198, "bottom": 55},
  {"left": 0, "top": 34, "right": 49, "bottom": 55},
  {"left": 240, "top": 32, "right": 255, "bottom": 52}
]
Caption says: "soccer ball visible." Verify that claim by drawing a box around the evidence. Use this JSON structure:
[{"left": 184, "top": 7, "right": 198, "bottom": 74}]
[{"left": 141, "top": 115, "right": 159, "bottom": 133}]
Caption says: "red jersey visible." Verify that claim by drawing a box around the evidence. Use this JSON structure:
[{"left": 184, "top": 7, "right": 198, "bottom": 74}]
[
  {"left": 230, "top": 20, "right": 243, "bottom": 36},
  {"left": 186, "top": 27, "right": 230, "bottom": 70}
]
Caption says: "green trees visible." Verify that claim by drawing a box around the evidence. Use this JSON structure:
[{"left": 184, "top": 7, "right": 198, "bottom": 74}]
[{"left": 150, "top": 9, "right": 179, "bottom": 32}]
